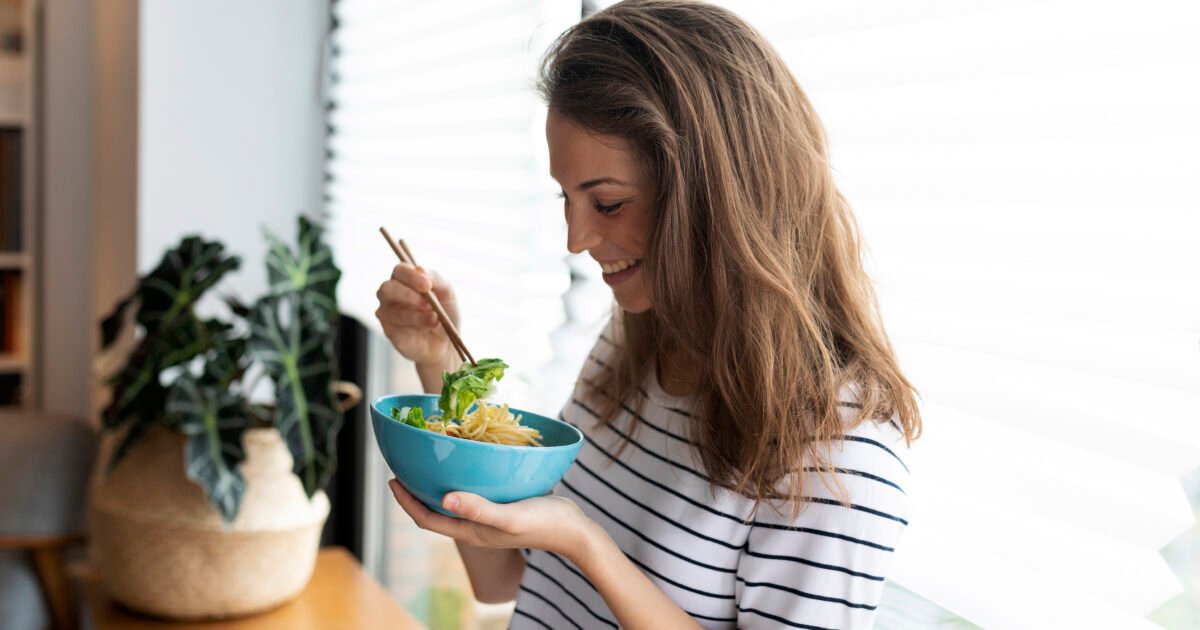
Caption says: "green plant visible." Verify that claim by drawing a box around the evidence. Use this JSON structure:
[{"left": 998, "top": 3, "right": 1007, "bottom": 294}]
[{"left": 98, "top": 216, "right": 345, "bottom": 522}]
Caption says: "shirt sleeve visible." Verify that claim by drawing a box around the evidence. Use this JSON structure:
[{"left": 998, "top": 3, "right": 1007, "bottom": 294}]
[{"left": 735, "top": 417, "right": 912, "bottom": 629}]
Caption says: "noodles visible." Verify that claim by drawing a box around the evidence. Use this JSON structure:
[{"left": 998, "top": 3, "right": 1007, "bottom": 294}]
[
  {"left": 427, "top": 401, "right": 542, "bottom": 447},
  {"left": 392, "top": 400, "right": 543, "bottom": 447}
]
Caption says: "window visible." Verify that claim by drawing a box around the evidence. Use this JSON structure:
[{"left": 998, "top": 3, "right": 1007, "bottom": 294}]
[
  {"left": 710, "top": 1, "right": 1200, "bottom": 626},
  {"left": 328, "top": 1, "right": 1200, "bottom": 626},
  {"left": 326, "top": 1, "right": 590, "bottom": 626}
]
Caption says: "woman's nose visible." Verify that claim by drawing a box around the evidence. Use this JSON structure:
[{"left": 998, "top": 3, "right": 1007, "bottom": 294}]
[{"left": 565, "top": 205, "right": 602, "bottom": 254}]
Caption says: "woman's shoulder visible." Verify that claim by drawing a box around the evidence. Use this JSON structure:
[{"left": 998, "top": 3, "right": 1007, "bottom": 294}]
[
  {"left": 830, "top": 380, "right": 912, "bottom": 487},
  {"left": 749, "top": 382, "right": 912, "bottom": 530}
]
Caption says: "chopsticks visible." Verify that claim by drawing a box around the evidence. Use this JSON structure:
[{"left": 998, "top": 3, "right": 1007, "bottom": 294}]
[{"left": 379, "top": 227, "right": 476, "bottom": 366}]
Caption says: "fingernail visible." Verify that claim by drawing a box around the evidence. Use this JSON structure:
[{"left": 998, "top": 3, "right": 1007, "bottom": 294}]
[{"left": 444, "top": 494, "right": 459, "bottom": 511}]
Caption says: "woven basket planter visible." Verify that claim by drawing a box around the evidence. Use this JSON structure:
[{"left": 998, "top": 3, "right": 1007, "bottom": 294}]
[{"left": 90, "top": 426, "right": 330, "bottom": 620}]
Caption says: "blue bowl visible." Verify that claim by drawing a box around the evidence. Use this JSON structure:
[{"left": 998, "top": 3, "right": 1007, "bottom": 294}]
[{"left": 370, "top": 394, "right": 584, "bottom": 516}]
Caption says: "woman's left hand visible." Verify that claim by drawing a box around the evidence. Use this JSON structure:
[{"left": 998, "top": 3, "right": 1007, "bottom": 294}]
[{"left": 388, "top": 479, "right": 598, "bottom": 560}]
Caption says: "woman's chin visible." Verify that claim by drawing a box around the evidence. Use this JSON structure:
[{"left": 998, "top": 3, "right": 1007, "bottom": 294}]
[{"left": 614, "top": 291, "right": 652, "bottom": 314}]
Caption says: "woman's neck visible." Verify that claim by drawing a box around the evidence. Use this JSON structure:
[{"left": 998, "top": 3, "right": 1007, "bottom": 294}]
[{"left": 656, "top": 348, "right": 701, "bottom": 397}]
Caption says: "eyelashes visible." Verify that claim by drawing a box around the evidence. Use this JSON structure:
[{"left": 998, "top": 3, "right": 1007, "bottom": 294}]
[
  {"left": 558, "top": 191, "right": 626, "bottom": 216},
  {"left": 593, "top": 201, "right": 625, "bottom": 215}
]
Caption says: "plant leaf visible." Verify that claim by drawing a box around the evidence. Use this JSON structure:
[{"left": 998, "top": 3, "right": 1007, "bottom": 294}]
[
  {"left": 248, "top": 294, "right": 341, "bottom": 498},
  {"left": 263, "top": 216, "right": 341, "bottom": 317},
  {"left": 203, "top": 328, "right": 248, "bottom": 389},
  {"left": 105, "top": 416, "right": 155, "bottom": 473},
  {"left": 103, "top": 316, "right": 226, "bottom": 431},
  {"left": 99, "top": 236, "right": 241, "bottom": 470},
  {"left": 168, "top": 374, "right": 250, "bottom": 523},
  {"left": 136, "top": 236, "right": 241, "bottom": 330},
  {"left": 223, "top": 294, "right": 253, "bottom": 319},
  {"left": 99, "top": 295, "right": 136, "bottom": 350}
]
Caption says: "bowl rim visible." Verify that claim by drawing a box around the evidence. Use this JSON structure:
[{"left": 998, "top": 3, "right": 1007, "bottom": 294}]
[{"left": 370, "top": 393, "right": 584, "bottom": 453}]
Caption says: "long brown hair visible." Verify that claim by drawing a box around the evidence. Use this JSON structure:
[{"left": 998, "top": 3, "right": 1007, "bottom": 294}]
[{"left": 538, "top": 0, "right": 921, "bottom": 514}]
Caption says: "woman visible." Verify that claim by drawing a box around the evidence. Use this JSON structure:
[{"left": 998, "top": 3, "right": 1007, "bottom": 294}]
[{"left": 375, "top": 1, "right": 921, "bottom": 628}]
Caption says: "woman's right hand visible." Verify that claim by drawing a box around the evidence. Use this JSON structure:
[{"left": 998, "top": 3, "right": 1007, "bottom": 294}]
[{"left": 375, "top": 263, "right": 461, "bottom": 369}]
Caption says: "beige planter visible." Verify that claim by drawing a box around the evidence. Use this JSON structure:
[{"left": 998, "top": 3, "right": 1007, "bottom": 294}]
[{"left": 90, "top": 426, "right": 330, "bottom": 620}]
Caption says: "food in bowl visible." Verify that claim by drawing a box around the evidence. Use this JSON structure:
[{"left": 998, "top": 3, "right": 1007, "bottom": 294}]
[
  {"left": 371, "top": 393, "right": 584, "bottom": 516},
  {"left": 391, "top": 401, "right": 542, "bottom": 447},
  {"left": 387, "top": 357, "right": 543, "bottom": 447}
]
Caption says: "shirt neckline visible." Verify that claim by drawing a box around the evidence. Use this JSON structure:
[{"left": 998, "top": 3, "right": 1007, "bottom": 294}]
[{"left": 644, "top": 358, "right": 695, "bottom": 411}]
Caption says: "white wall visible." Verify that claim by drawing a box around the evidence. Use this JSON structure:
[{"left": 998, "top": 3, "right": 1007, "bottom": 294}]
[
  {"left": 138, "top": 0, "right": 328, "bottom": 303},
  {"left": 40, "top": 0, "right": 328, "bottom": 419}
]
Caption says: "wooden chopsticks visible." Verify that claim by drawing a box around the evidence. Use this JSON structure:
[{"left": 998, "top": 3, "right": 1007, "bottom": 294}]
[{"left": 379, "top": 227, "right": 476, "bottom": 366}]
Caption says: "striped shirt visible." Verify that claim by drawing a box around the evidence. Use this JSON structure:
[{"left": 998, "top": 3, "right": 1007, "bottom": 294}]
[{"left": 510, "top": 328, "right": 912, "bottom": 629}]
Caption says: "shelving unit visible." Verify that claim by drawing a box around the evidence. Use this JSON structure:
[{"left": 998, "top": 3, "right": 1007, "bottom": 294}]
[{"left": 0, "top": 0, "right": 37, "bottom": 409}]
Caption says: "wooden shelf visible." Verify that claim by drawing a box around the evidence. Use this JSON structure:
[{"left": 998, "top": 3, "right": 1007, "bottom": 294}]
[
  {"left": 0, "top": 251, "right": 26, "bottom": 268},
  {"left": 0, "top": 54, "right": 24, "bottom": 125},
  {"left": 0, "top": 354, "right": 26, "bottom": 372},
  {"left": 0, "top": 0, "right": 35, "bottom": 409}
]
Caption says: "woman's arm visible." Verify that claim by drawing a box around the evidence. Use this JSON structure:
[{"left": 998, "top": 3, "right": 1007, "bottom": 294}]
[
  {"left": 453, "top": 542, "right": 525, "bottom": 604},
  {"left": 414, "top": 346, "right": 457, "bottom": 396},
  {"left": 571, "top": 518, "right": 703, "bottom": 629},
  {"left": 389, "top": 481, "right": 701, "bottom": 629},
  {"left": 410, "top": 350, "right": 528, "bottom": 602}
]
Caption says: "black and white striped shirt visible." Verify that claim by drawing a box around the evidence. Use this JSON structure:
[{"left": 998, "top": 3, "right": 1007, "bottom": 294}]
[{"left": 511, "top": 329, "right": 912, "bottom": 630}]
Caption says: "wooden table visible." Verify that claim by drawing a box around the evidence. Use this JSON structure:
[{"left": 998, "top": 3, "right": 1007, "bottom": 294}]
[{"left": 82, "top": 547, "right": 424, "bottom": 629}]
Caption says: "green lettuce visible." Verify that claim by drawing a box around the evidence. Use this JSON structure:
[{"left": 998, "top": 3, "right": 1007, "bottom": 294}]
[
  {"left": 438, "top": 358, "right": 508, "bottom": 420},
  {"left": 390, "top": 406, "right": 426, "bottom": 429}
]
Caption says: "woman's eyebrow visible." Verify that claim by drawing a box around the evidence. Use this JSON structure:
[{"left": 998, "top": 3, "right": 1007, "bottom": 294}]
[{"left": 576, "top": 177, "right": 629, "bottom": 191}]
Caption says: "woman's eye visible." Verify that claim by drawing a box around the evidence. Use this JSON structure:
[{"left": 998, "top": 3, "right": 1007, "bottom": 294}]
[{"left": 593, "top": 201, "right": 625, "bottom": 215}]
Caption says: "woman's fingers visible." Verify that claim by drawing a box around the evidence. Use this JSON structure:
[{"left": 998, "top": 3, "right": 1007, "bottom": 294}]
[
  {"left": 390, "top": 263, "right": 434, "bottom": 293},
  {"left": 389, "top": 479, "right": 461, "bottom": 533},
  {"left": 388, "top": 481, "right": 509, "bottom": 545},
  {"left": 426, "top": 269, "right": 456, "bottom": 304},
  {"left": 376, "top": 279, "right": 431, "bottom": 310},
  {"left": 443, "top": 492, "right": 512, "bottom": 532},
  {"left": 375, "top": 305, "right": 439, "bottom": 329}
]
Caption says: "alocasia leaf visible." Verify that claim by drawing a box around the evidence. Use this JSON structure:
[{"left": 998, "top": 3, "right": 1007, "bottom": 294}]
[
  {"left": 136, "top": 236, "right": 241, "bottom": 330},
  {"left": 100, "top": 295, "right": 135, "bottom": 350},
  {"left": 103, "top": 316, "right": 228, "bottom": 429},
  {"left": 202, "top": 329, "right": 248, "bottom": 389},
  {"left": 98, "top": 235, "right": 240, "bottom": 470},
  {"left": 167, "top": 374, "right": 250, "bottom": 523},
  {"left": 263, "top": 216, "right": 340, "bottom": 317},
  {"left": 248, "top": 294, "right": 341, "bottom": 498}
]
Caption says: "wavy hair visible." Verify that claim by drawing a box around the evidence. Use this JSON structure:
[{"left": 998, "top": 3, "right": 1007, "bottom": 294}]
[{"left": 538, "top": 0, "right": 921, "bottom": 514}]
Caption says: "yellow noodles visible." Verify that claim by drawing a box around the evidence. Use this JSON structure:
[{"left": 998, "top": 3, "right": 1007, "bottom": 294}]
[{"left": 427, "top": 401, "right": 543, "bottom": 447}]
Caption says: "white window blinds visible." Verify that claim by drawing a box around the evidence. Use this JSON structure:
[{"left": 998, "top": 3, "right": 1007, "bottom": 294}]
[
  {"left": 327, "top": 0, "right": 584, "bottom": 410},
  {"left": 708, "top": 1, "right": 1200, "bottom": 627}
]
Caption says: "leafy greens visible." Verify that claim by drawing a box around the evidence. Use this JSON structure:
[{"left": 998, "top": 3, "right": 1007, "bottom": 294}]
[{"left": 391, "top": 358, "right": 508, "bottom": 427}]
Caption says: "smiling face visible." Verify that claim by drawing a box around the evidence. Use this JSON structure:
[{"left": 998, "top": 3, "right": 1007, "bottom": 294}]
[{"left": 546, "top": 110, "right": 655, "bottom": 313}]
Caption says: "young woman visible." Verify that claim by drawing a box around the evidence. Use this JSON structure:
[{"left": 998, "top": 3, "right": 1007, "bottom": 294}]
[{"left": 375, "top": 1, "right": 921, "bottom": 628}]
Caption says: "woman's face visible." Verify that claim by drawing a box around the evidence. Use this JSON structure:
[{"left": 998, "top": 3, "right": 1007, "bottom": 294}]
[{"left": 546, "top": 110, "right": 654, "bottom": 313}]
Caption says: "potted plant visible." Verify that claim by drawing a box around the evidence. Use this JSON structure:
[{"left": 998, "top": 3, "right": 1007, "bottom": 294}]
[{"left": 89, "top": 216, "right": 359, "bottom": 619}]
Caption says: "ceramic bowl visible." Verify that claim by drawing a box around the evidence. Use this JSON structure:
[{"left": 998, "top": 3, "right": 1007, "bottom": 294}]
[{"left": 370, "top": 394, "right": 583, "bottom": 516}]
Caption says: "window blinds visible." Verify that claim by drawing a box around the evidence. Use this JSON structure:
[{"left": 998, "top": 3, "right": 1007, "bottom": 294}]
[
  {"left": 710, "top": 1, "right": 1200, "bottom": 627},
  {"left": 327, "top": 0, "right": 584, "bottom": 410}
]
